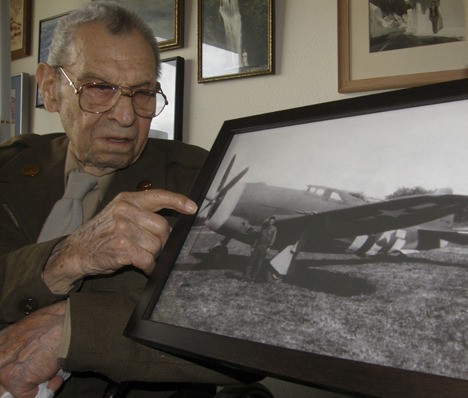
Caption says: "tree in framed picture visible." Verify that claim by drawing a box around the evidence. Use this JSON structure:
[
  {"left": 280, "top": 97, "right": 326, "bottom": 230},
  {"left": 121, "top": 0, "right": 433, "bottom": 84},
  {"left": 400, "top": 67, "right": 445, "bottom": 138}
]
[{"left": 198, "top": 0, "right": 274, "bottom": 82}]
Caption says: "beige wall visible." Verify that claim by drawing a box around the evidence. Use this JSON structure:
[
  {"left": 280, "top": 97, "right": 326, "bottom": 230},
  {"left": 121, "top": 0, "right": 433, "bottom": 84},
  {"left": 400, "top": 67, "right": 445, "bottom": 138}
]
[
  {"left": 10, "top": 2, "right": 358, "bottom": 397},
  {"left": 11, "top": 0, "right": 361, "bottom": 151}
]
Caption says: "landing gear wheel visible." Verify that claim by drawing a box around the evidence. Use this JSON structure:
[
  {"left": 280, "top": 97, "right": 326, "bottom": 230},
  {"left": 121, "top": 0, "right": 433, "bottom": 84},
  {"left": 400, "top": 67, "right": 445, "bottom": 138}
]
[{"left": 266, "top": 267, "right": 283, "bottom": 284}]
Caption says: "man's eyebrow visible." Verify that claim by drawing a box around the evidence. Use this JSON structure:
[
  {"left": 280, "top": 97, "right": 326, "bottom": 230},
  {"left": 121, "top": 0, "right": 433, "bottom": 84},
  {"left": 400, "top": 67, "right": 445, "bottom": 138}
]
[
  {"left": 77, "top": 72, "right": 156, "bottom": 89},
  {"left": 75, "top": 71, "right": 107, "bottom": 83}
]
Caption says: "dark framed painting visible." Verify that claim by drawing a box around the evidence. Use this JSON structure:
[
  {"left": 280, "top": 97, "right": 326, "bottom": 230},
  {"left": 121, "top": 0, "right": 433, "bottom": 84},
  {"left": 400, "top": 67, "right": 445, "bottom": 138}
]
[
  {"left": 11, "top": 73, "right": 30, "bottom": 136},
  {"left": 36, "top": 12, "right": 69, "bottom": 108},
  {"left": 198, "top": 0, "right": 274, "bottom": 83},
  {"left": 126, "top": 78, "right": 468, "bottom": 397},
  {"left": 149, "top": 57, "right": 184, "bottom": 141},
  {"left": 10, "top": 0, "right": 32, "bottom": 60},
  {"left": 100, "top": 0, "right": 184, "bottom": 50}
]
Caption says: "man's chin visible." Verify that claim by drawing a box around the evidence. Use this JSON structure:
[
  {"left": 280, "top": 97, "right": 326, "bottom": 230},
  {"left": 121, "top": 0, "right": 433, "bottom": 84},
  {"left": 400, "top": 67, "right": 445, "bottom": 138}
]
[{"left": 84, "top": 155, "right": 135, "bottom": 174}]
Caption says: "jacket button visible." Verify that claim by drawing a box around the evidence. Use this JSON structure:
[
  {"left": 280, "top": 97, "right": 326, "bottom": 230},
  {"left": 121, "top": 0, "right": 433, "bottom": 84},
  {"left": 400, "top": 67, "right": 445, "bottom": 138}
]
[
  {"left": 19, "top": 298, "right": 38, "bottom": 315},
  {"left": 137, "top": 180, "right": 152, "bottom": 191},
  {"left": 22, "top": 164, "right": 40, "bottom": 176}
]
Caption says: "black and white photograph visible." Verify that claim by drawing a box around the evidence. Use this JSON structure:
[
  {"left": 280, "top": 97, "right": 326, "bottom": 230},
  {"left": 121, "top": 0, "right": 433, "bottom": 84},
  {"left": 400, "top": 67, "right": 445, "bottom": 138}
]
[
  {"left": 338, "top": 0, "right": 468, "bottom": 93},
  {"left": 126, "top": 80, "right": 468, "bottom": 397},
  {"left": 105, "top": 0, "right": 183, "bottom": 50},
  {"left": 369, "top": 0, "right": 466, "bottom": 52},
  {"left": 151, "top": 98, "right": 468, "bottom": 380},
  {"left": 198, "top": 0, "right": 274, "bottom": 82}
]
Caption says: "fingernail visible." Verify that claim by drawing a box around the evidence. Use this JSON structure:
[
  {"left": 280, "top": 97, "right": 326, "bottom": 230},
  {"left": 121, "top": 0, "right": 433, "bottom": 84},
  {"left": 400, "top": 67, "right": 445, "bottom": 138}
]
[{"left": 185, "top": 201, "right": 197, "bottom": 213}]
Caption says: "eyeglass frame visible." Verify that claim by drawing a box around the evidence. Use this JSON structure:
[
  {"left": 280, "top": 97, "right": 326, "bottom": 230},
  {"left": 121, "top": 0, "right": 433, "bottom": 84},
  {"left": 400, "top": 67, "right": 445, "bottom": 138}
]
[{"left": 57, "top": 66, "right": 168, "bottom": 118}]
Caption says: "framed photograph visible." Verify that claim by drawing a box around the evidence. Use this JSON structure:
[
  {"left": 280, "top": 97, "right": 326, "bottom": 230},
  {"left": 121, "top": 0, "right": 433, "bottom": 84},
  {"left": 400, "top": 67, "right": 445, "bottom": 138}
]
[
  {"left": 126, "top": 78, "right": 468, "bottom": 397},
  {"left": 338, "top": 0, "right": 468, "bottom": 93},
  {"left": 36, "top": 12, "right": 69, "bottom": 108},
  {"left": 198, "top": 0, "right": 274, "bottom": 83},
  {"left": 150, "top": 57, "right": 184, "bottom": 141},
  {"left": 11, "top": 73, "right": 30, "bottom": 136},
  {"left": 100, "top": 0, "right": 184, "bottom": 51},
  {"left": 10, "top": 0, "right": 32, "bottom": 60}
]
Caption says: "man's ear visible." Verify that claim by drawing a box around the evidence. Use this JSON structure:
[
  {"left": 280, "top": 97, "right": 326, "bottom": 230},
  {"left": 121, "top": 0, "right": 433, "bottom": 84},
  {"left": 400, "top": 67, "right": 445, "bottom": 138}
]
[{"left": 36, "top": 63, "right": 59, "bottom": 112}]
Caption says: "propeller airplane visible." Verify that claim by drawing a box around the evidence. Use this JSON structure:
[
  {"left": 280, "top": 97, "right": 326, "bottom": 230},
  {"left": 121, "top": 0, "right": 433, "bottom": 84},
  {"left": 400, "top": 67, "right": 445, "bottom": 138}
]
[{"left": 199, "top": 156, "right": 468, "bottom": 281}]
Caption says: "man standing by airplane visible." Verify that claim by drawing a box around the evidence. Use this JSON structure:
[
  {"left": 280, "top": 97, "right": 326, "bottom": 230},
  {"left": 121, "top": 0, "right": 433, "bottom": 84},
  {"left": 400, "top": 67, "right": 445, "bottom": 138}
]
[{"left": 245, "top": 216, "right": 277, "bottom": 281}]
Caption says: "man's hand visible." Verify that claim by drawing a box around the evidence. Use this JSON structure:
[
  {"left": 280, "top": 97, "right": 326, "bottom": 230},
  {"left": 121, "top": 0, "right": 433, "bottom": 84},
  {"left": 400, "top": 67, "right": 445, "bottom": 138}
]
[
  {"left": 0, "top": 302, "right": 66, "bottom": 398},
  {"left": 43, "top": 189, "right": 197, "bottom": 294}
]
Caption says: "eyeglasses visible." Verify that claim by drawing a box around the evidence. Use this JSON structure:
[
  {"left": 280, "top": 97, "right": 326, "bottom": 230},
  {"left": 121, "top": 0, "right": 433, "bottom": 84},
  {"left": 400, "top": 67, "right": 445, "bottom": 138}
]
[{"left": 58, "top": 67, "right": 168, "bottom": 118}]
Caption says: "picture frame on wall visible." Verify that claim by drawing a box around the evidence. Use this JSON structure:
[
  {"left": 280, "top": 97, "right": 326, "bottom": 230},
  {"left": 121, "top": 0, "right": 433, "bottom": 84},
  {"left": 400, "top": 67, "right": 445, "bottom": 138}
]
[
  {"left": 36, "top": 12, "right": 69, "bottom": 108},
  {"left": 11, "top": 73, "right": 30, "bottom": 135},
  {"left": 98, "top": 0, "right": 184, "bottom": 51},
  {"left": 338, "top": 0, "right": 468, "bottom": 93},
  {"left": 198, "top": 0, "right": 274, "bottom": 83},
  {"left": 126, "top": 78, "right": 468, "bottom": 397},
  {"left": 10, "top": 0, "right": 32, "bottom": 60},
  {"left": 149, "top": 56, "right": 184, "bottom": 141}
]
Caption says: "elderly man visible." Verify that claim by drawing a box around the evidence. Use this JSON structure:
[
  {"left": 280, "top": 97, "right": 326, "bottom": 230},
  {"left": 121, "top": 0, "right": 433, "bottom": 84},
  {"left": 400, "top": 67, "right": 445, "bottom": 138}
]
[{"left": 0, "top": 2, "right": 243, "bottom": 397}]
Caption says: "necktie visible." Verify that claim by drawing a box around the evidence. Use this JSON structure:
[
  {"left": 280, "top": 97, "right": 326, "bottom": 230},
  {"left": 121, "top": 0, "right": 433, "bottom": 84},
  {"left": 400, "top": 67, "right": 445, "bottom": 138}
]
[{"left": 37, "top": 169, "right": 97, "bottom": 242}]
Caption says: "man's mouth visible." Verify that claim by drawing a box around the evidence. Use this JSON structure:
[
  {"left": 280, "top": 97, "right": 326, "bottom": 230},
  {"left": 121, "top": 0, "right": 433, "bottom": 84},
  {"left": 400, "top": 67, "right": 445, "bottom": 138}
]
[{"left": 106, "top": 137, "right": 131, "bottom": 143}]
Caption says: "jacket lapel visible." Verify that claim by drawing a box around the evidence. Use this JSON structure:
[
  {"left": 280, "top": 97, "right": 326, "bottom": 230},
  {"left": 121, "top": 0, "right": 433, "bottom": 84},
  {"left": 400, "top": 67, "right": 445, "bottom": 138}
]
[{"left": 0, "top": 135, "right": 68, "bottom": 242}]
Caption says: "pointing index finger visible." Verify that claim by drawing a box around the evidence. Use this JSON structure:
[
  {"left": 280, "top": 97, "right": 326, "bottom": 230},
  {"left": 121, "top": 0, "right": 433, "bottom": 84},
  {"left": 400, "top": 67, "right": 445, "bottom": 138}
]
[{"left": 131, "top": 189, "right": 198, "bottom": 215}]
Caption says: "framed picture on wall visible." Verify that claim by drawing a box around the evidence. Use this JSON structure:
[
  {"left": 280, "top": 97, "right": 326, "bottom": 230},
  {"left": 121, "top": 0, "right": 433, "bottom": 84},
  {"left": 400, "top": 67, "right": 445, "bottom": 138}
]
[
  {"left": 338, "top": 0, "right": 468, "bottom": 93},
  {"left": 149, "top": 56, "right": 184, "bottom": 141},
  {"left": 10, "top": 0, "right": 32, "bottom": 60},
  {"left": 11, "top": 73, "right": 30, "bottom": 135},
  {"left": 36, "top": 12, "right": 69, "bottom": 108},
  {"left": 198, "top": 0, "right": 274, "bottom": 83},
  {"left": 126, "top": 78, "right": 468, "bottom": 397},
  {"left": 97, "top": 0, "right": 184, "bottom": 50}
]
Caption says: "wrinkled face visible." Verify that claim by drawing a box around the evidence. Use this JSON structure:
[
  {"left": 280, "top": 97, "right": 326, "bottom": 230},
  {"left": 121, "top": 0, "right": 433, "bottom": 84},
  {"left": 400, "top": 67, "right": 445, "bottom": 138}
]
[{"left": 54, "top": 23, "right": 157, "bottom": 175}]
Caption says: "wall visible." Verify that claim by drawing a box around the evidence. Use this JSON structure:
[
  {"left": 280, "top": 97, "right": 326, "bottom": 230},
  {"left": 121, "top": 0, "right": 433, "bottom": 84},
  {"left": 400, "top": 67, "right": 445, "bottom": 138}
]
[
  {"left": 10, "top": 1, "right": 360, "bottom": 397},
  {"left": 11, "top": 0, "right": 361, "bottom": 150}
]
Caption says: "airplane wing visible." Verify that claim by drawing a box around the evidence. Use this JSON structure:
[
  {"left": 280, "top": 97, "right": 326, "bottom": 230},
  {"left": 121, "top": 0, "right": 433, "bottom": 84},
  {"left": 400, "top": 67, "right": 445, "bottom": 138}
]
[
  {"left": 319, "top": 194, "right": 468, "bottom": 237},
  {"left": 271, "top": 194, "right": 468, "bottom": 249}
]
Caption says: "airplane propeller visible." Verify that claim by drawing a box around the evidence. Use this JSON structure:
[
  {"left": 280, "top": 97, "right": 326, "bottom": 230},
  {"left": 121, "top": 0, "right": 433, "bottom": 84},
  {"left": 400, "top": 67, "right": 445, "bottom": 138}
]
[{"left": 201, "top": 155, "right": 249, "bottom": 221}]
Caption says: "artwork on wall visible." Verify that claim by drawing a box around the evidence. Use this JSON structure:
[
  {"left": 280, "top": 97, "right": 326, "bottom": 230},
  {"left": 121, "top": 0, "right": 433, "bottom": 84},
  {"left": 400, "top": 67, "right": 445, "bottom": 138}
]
[
  {"left": 126, "top": 78, "right": 468, "bottom": 398},
  {"left": 11, "top": 73, "right": 30, "bottom": 135},
  {"left": 338, "top": 0, "right": 468, "bottom": 93},
  {"left": 36, "top": 12, "right": 69, "bottom": 108},
  {"left": 10, "top": 0, "right": 32, "bottom": 60},
  {"left": 149, "top": 57, "right": 184, "bottom": 141},
  {"left": 98, "top": 0, "right": 184, "bottom": 50},
  {"left": 198, "top": 0, "right": 274, "bottom": 82}
]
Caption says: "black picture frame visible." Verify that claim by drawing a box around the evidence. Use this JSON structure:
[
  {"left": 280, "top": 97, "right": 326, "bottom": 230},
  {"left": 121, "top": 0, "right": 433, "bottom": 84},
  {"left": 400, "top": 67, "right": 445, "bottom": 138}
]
[
  {"left": 126, "top": 79, "right": 468, "bottom": 398},
  {"left": 149, "top": 57, "right": 184, "bottom": 141},
  {"left": 101, "top": 0, "right": 184, "bottom": 51},
  {"left": 198, "top": 0, "right": 274, "bottom": 83},
  {"left": 36, "top": 12, "right": 69, "bottom": 108}
]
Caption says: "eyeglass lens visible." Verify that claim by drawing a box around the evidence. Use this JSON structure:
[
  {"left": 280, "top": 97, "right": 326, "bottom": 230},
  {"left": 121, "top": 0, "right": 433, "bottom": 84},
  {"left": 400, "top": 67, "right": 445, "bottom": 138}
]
[{"left": 79, "top": 83, "right": 166, "bottom": 118}]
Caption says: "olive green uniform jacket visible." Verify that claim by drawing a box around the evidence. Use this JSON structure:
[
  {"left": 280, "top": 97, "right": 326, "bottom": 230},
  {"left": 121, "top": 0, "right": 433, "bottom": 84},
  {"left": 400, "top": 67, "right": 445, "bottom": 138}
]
[{"left": 0, "top": 133, "right": 238, "bottom": 397}]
